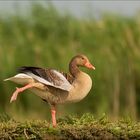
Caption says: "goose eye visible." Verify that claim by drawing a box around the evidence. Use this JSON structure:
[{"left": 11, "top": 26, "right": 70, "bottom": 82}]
[{"left": 81, "top": 57, "right": 84, "bottom": 60}]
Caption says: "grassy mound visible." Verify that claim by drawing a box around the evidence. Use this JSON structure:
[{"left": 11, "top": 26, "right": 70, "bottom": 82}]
[{"left": 0, "top": 113, "right": 140, "bottom": 139}]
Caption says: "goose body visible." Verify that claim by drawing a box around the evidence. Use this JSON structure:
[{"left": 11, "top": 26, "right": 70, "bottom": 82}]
[{"left": 4, "top": 54, "right": 95, "bottom": 127}]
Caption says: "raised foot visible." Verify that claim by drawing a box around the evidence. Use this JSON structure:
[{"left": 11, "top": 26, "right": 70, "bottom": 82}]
[
  {"left": 10, "top": 87, "right": 20, "bottom": 103},
  {"left": 9, "top": 84, "right": 34, "bottom": 103}
]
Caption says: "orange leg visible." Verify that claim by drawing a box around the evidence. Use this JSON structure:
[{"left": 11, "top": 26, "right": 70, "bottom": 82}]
[
  {"left": 10, "top": 84, "right": 34, "bottom": 103},
  {"left": 51, "top": 107, "right": 56, "bottom": 127}
]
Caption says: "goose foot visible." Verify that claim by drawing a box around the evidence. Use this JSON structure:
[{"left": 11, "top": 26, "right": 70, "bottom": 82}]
[{"left": 10, "top": 84, "right": 34, "bottom": 103}]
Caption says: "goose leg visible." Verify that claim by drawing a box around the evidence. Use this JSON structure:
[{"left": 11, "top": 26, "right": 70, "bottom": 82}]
[
  {"left": 51, "top": 106, "right": 56, "bottom": 127},
  {"left": 10, "top": 83, "right": 34, "bottom": 103}
]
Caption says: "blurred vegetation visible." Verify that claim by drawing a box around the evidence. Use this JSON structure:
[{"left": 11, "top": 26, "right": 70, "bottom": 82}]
[{"left": 0, "top": 3, "right": 140, "bottom": 121}]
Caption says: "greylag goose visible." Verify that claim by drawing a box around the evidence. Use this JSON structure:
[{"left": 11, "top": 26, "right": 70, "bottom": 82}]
[{"left": 4, "top": 54, "right": 95, "bottom": 127}]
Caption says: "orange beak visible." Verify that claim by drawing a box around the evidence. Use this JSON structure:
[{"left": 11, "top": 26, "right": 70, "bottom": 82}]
[{"left": 85, "top": 62, "right": 95, "bottom": 70}]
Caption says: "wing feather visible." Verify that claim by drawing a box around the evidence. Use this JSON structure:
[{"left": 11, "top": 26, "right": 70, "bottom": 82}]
[{"left": 19, "top": 66, "right": 73, "bottom": 91}]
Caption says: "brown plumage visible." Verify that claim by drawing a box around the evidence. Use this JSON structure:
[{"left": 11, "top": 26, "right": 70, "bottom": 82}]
[
  {"left": 18, "top": 66, "right": 75, "bottom": 86},
  {"left": 4, "top": 54, "right": 95, "bottom": 127}
]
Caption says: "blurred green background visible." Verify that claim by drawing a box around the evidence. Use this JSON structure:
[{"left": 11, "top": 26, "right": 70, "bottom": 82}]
[{"left": 0, "top": 2, "right": 140, "bottom": 121}]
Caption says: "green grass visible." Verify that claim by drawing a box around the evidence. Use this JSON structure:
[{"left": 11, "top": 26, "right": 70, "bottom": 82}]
[{"left": 0, "top": 113, "right": 140, "bottom": 139}]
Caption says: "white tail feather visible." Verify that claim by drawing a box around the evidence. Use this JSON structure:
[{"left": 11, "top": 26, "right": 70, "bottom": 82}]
[{"left": 4, "top": 73, "right": 34, "bottom": 85}]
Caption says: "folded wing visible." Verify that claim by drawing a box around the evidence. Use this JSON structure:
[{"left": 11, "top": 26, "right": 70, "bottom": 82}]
[{"left": 18, "top": 66, "right": 73, "bottom": 92}]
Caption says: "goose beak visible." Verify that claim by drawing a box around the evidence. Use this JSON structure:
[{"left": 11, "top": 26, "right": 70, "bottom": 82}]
[{"left": 85, "top": 62, "right": 95, "bottom": 70}]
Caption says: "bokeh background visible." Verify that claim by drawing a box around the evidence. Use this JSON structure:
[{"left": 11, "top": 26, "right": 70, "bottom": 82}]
[{"left": 0, "top": 1, "right": 140, "bottom": 121}]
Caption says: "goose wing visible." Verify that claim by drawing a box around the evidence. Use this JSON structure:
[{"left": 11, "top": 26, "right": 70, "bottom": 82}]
[{"left": 18, "top": 66, "right": 73, "bottom": 91}]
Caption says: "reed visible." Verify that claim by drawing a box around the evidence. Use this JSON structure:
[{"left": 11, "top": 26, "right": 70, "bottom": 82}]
[{"left": 0, "top": 3, "right": 140, "bottom": 120}]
